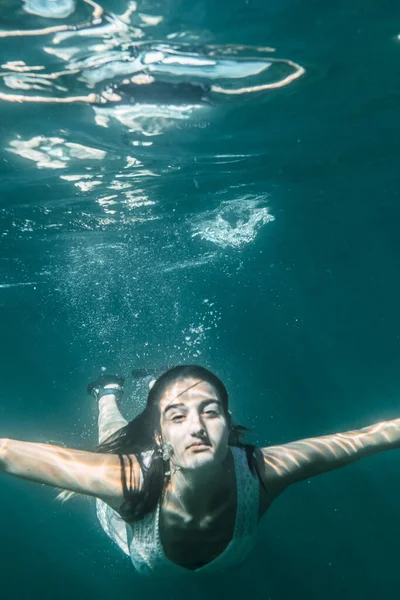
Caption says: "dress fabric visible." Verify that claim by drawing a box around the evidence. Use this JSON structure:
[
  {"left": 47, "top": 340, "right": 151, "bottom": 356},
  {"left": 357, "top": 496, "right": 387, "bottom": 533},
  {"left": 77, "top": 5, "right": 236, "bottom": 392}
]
[{"left": 96, "top": 446, "right": 259, "bottom": 575}]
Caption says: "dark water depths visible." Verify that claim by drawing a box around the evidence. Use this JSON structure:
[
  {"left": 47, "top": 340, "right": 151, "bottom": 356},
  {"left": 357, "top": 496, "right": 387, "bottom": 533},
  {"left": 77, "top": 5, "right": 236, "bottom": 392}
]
[{"left": 1, "top": 0, "right": 400, "bottom": 598}]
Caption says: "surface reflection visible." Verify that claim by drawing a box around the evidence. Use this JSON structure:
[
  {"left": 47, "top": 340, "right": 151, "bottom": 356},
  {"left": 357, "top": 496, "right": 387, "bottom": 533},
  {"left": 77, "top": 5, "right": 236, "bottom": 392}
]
[
  {"left": 0, "top": 1, "right": 305, "bottom": 109},
  {"left": 1, "top": 0, "right": 292, "bottom": 245}
]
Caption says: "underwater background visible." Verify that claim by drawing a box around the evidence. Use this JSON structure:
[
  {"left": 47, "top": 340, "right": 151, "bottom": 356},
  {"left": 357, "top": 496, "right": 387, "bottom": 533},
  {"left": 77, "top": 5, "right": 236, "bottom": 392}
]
[{"left": 1, "top": 0, "right": 400, "bottom": 598}]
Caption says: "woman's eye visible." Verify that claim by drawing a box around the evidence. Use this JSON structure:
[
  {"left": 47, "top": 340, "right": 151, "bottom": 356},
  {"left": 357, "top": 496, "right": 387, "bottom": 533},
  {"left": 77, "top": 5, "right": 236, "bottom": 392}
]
[
  {"left": 204, "top": 410, "right": 218, "bottom": 417},
  {"left": 172, "top": 415, "right": 184, "bottom": 422}
]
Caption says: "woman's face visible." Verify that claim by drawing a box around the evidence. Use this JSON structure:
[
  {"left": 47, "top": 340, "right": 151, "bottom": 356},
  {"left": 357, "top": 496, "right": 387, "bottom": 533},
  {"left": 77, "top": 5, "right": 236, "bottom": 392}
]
[{"left": 158, "top": 377, "right": 230, "bottom": 472}]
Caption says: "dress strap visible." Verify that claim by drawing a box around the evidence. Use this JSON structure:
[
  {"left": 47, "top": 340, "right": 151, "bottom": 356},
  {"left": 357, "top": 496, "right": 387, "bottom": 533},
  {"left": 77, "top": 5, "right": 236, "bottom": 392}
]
[{"left": 231, "top": 447, "right": 259, "bottom": 540}]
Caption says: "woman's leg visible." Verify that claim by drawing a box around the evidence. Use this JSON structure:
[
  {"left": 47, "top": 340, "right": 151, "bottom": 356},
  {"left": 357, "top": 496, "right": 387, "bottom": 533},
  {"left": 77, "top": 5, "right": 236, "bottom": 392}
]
[
  {"left": 98, "top": 395, "right": 128, "bottom": 445},
  {"left": 96, "top": 394, "right": 130, "bottom": 556}
]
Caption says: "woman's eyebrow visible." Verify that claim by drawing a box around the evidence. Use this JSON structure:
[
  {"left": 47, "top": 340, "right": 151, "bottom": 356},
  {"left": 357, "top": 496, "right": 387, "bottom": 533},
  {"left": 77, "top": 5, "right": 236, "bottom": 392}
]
[
  {"left": 164, "top": 402, "right": 185, "bottom": 415},
  {"left": 201, "top": 399, "right": 221, "bottom": 407},
  {"left": 164, "top": 398, "right": 221, "bottom": 414}
]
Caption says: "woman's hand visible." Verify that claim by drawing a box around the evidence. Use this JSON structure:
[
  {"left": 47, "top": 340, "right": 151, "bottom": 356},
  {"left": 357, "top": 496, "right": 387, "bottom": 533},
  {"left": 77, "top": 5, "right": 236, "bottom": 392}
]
[
  {"left": 0, "top": 438, "right": 141, "bottom": 507},
  {"left": 258, "top": 417, "right": 400, "bottom": 492},
  {"left": 0, "top": 439, "right": 7, "bottom": 472}
]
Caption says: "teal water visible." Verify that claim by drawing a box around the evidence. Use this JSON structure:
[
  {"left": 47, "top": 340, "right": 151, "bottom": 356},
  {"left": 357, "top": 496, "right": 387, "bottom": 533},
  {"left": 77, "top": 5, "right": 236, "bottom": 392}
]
[{"left": 1, "top": 0, "right": 400, "bottom": 598}]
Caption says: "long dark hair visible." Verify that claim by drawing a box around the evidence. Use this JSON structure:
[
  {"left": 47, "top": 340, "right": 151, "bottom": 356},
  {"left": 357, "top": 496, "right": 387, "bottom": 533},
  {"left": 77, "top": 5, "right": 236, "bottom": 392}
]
[{"left": 97, "top": 365, "right": 262, "bottom": 522}]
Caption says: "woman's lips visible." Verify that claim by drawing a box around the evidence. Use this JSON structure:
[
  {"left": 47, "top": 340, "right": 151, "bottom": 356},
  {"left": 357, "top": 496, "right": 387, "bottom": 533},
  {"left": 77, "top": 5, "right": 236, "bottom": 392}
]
[{"left": 187, "top": 442, "right": 210, "bottom": 451}]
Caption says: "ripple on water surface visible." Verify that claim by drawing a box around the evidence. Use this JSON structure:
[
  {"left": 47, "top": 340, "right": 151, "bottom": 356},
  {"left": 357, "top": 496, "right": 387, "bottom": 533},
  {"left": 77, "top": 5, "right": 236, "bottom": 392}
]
[{"left": 0, "top": 0, "right": 304, "bottom": 365}]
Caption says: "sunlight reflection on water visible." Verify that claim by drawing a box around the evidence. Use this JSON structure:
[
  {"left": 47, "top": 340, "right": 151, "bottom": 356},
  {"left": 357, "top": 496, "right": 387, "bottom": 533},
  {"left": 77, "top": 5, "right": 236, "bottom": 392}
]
[{"left": 1, "top": 0, "right": 302, "bottom": 250}]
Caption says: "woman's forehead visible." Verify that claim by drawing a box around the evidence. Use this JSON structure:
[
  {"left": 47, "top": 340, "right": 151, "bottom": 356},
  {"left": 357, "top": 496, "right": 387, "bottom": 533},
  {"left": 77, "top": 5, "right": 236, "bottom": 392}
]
[{"left": 159, "top": 378, "right": 218, "bottom": 406}]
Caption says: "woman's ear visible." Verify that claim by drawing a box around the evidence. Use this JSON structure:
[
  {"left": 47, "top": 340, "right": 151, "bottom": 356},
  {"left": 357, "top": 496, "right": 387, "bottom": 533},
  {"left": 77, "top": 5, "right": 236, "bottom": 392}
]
[{"left": 155, "top": 432, "right": 162, "bottom": 446}]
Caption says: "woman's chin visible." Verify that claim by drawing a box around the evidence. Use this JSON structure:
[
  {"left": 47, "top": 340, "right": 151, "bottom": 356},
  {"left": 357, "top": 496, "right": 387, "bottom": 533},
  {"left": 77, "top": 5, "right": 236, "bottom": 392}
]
[{"left": 184, "top": 450, "right": 219, "bottom": 470}]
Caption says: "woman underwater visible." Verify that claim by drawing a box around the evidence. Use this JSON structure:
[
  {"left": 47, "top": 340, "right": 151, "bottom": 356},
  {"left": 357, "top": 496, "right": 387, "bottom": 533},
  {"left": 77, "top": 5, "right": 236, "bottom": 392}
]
[{"left": 1, "top": 364, "right": 400, "bottom": 575}]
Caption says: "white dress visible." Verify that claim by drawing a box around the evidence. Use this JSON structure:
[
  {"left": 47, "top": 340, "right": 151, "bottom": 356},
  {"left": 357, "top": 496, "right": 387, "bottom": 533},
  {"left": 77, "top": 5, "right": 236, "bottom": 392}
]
[{"left": 96, "top": 447, "right": 259, "bottom": 575}]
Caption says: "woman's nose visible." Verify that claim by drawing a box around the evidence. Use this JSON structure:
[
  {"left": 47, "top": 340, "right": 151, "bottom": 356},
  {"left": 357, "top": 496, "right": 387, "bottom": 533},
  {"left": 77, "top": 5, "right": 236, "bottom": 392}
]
[{"left": 188, "top": 413, "right": 205, "bottom": 435}]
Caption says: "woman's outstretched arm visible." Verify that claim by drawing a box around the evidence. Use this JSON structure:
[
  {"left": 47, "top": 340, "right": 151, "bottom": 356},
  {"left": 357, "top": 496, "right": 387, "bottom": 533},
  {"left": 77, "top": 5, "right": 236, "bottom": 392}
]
[
  {"left": 0, "top": 438, "right": 140, "bottom": 507},
  {"left": 258, "top": 418, "right": 400, "bottom": 492}
]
